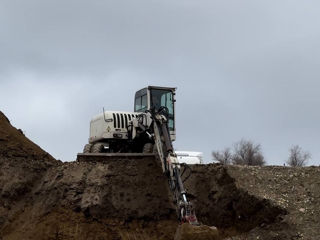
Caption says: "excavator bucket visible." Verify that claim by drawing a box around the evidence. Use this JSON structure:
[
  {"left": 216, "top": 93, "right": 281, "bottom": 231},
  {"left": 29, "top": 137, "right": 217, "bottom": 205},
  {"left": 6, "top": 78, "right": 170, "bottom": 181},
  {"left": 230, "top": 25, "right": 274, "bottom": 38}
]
[
  {"left": 183, "top": 203, "right": 199, "bottom": 225},
  {"left": 76, "top": 153, "right": 156, "bottom": 162}
]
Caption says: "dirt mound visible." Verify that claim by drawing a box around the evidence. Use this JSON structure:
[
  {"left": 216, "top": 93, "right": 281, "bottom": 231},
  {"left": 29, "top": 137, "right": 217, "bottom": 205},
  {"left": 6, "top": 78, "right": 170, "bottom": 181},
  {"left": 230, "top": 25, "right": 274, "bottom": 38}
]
[
  {"left": 0, "top": 111, "right": 177, "bottom": 239},
  {"left": 181, "top": 164, "right": 287, "bottom": 238},
  {"left": 0, "top": 111, "right": 54, "bottom": 160},
  {"left": 226, "top": 165, "right": 320, "bottom": 239},
  {"left": 0, "top": 111, "right": 59, "bottom": 234},
  {"left": 1, "top": 157, "right": 178, "bottom": 240},
  {"left": 0, "top": 111, "right": 319, "bottom": 239}
]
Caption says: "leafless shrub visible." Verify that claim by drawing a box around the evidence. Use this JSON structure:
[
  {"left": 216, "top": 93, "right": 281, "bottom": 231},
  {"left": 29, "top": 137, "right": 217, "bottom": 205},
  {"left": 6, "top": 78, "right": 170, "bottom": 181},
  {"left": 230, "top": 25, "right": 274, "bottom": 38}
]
[
  {"left": 212, "top": 148, "right": 232, "bottom": 165},
  {"left": 286, "top": 145, "right": 311, "bottom": 167},
  {"left": 212, "top": 140, "right": 266, "bottom": 166},
  {"left": 232, "top": 139, "right": 265, "bottom": 166}
]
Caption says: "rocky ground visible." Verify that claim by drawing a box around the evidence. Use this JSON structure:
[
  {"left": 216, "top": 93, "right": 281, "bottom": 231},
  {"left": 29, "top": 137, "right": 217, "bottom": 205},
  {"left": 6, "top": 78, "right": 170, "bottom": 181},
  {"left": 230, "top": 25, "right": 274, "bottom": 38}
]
[
  {"left": 0, "top": 111, "right": 319, "bottom": 240},
  {"left": 225, "top": 165, "right": 320, "bottom": 239}
]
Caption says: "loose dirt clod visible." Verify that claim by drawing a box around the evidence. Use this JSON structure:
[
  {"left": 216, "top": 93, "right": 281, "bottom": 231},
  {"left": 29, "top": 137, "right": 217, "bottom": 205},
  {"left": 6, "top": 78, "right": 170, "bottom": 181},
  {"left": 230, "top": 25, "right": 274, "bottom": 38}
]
[
  {"left": 174, "top": 224, "right": 220, "bottom": 240},
  {"left": 0, "top": 111, "right": 319, "bottom": 239}
]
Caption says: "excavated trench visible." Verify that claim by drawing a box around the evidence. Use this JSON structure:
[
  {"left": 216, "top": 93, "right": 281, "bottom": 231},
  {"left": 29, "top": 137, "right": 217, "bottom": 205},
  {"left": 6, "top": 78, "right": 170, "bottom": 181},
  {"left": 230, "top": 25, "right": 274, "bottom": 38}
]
[
  {"left": 183, "top": 164, "right": 287, "bottom": 238},
  {"left": 0, "top": 111, "right": 287, "bottom": 240}
]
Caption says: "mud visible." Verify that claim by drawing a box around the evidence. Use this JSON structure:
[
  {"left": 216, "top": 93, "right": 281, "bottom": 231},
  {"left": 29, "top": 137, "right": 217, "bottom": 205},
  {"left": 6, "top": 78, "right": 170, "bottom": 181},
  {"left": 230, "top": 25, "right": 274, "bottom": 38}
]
[{"left": 0, "top": 111, "right": 319, "bottom": 239}]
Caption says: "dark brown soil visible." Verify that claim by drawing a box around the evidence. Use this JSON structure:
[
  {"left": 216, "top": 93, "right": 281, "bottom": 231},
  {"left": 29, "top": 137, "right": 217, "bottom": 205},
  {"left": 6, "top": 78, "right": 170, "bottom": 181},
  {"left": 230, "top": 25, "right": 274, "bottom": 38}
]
[
  {"left": 183, "top": 165, "right": 286, "bottom": 236},
  {"left": 0, "top": 111, "right": 319, "bottom": 240},
  {"left": 225, "top": 165, "right": 320, "bottom": 239},
  {"left": 0, "top": 111, "right": 177, "bottom": 240},
  {"left": 0, "top": 112, "right": 55, "bottom": 161},
  {"left": 0, "top": 111, "right": 59, "bottom": 237}
]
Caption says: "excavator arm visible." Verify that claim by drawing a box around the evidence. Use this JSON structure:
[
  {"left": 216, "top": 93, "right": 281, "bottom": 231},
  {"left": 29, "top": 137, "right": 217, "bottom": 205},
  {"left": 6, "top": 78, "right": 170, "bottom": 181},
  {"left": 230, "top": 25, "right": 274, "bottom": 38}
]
[{"left": 151, "top": 109, "right": 198, "bottom": 225}]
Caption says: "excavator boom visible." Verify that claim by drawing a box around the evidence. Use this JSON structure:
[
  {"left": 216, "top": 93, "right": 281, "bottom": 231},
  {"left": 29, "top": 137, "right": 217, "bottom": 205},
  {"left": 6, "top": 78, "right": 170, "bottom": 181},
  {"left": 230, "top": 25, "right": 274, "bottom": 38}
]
[{"left": 151, "top": 109, "right": 199, "bottom": 225}]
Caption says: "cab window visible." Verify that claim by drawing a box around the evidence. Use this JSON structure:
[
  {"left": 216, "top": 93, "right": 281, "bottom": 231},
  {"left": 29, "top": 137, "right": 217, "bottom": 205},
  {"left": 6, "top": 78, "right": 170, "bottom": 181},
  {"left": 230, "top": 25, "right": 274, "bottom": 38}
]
[
  {"left": 135, "top": 94, "right": 147, "bottom": 112},
  {"left": 151, "top": 89, "right": 175, "bottom": 131},
  {"left": 160, "top": 92, "right": 173, "bottom": 115}
]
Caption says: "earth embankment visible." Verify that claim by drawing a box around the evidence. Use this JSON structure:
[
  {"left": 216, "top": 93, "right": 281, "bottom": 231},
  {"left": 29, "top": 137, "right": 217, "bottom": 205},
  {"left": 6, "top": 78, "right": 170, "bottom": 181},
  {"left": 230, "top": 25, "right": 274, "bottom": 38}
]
[{"left": 0, "top": 111, "right": 319, "bottom": 240}]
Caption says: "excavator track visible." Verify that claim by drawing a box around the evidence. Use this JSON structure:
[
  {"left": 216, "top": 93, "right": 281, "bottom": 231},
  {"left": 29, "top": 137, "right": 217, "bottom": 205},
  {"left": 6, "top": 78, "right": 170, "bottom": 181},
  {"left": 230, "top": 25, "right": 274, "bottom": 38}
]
[{"left": 77, "top": 153, "right": 156, "bottom": 162}]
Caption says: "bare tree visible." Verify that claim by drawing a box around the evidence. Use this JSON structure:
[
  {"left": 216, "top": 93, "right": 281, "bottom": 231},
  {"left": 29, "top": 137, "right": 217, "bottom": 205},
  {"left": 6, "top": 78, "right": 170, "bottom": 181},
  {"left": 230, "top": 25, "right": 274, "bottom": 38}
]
[
  {"left": 232, "top": 139, "right": 265, "bottom": 166},
  {"left": 212, "top": 148, "right": 232, "bottom": 165},
  {"left": 286, "top": 145, "right": 311, "bottom": 167}
]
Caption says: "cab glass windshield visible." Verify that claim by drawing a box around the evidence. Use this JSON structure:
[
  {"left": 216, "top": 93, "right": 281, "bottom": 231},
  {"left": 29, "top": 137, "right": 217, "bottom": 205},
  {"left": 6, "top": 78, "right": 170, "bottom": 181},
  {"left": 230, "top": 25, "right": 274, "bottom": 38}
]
[{"left": 151, "top": 89, "right": 174, "bottom": 131}]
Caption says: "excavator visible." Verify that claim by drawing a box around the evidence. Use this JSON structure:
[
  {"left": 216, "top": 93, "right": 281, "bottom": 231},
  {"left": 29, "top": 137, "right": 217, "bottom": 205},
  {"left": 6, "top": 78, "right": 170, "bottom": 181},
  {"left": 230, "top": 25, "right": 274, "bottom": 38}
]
[{"left": 77, "top": 86, "right": 198, "bottom": 225}]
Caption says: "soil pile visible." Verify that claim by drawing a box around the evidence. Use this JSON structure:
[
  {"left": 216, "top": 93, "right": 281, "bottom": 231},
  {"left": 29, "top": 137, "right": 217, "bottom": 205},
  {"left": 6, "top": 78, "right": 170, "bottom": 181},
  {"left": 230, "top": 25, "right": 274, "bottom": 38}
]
[
  {"left": 0, "top": 112, "right": 54, "bottom": 160},
  {"left": 184, "top": 165, "right": 286, "bottom": 236},
  {"left": 0, "top": 111, "right": 58, "bottom": 235},
  {"left": 0, "top": 112, "right": 177, "bottom": 239},
  {"left": 226, "top": 165, "right": 320, "bottom": 239},
  {"left": 0, "top": 111, "right": 319, "bottom": 239},
  {"left": 2, "top": 157, "right": 178, "bottom": 240}
]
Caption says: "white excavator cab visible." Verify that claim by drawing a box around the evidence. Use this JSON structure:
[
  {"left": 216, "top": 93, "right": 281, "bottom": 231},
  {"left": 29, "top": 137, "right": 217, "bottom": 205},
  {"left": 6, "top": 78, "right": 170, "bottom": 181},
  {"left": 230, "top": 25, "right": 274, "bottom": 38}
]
[
  {"left": 134, "top": 86, "right": 176, "bottom": 141},
  {"left": 83, "top": 86, "right": 176, "bottom": 154}
]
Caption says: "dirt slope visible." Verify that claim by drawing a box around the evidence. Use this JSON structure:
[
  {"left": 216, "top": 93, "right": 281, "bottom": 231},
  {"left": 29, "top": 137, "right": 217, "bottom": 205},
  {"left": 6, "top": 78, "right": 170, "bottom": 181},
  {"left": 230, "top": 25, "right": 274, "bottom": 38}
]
[
  {"left": 2, "top": 157, "right": 178, "bottom": 240},
  {"left": 0, "top": 112, "right": 54, "bottom": 160},
  {"left": 0, "top": 111, "right": 319, "bottom": 240},
  {"left": 0, "top": 111, "right": 177, "bottom": 240},
  {"left": 226, "top": 165, "right": 320, "bottom": 239},
  {"left": 183, "top": 165, "right": 286, "bottom": 236},
  {"left": 0, "top": 111, "right": 58, "bottom": 233}
]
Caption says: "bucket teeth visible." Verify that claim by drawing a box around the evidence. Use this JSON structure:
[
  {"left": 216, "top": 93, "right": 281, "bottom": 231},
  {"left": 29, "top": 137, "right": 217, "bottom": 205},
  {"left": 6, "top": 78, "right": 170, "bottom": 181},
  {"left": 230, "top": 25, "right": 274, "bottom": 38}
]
[{"left": 180, "top": 202, "right": 199, "bottom": 225}]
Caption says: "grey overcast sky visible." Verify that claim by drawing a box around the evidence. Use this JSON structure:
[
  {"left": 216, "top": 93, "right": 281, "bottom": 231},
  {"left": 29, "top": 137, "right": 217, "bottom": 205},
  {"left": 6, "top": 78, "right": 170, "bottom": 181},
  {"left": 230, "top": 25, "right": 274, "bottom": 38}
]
[{"left": 0, "top": 0, "right": 319, "bottom": 165}]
